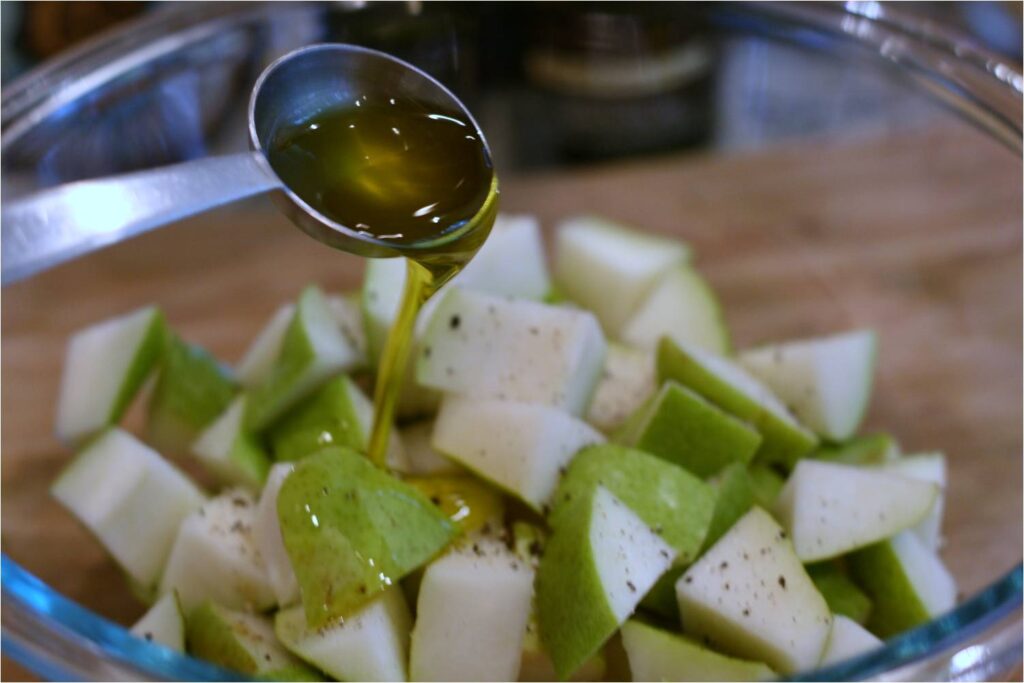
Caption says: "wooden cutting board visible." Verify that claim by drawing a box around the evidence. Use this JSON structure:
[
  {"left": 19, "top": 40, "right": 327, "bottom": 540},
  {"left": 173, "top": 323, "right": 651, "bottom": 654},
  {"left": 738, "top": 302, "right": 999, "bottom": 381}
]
[{"left": 3, "top": 124, "right": 1020, "bottom": 680}]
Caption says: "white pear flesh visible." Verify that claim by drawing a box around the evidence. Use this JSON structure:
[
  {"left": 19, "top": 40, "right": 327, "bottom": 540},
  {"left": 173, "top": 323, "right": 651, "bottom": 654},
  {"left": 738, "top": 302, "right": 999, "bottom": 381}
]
[
  {"left": 432, "top": 396, "right": 605, "bottom": 511},
  {"left": 879, "top": 452, "right": 946, "bottom": 550},
  {"left": 585, "top": 344, "right": 656, "bottom": 433},
  {"left": 56, "top": 306, "right": 165, "bottom": 444},
  {"left": 190, "top": 396, "right": 270, "bottom": 490},
  {"left": 159, "top": 488, "right": 275, "bottom": 612},
  {"left": 400, "top": 420, "right": 463, "bottom": 475},
  {"left": 276, "top": 588, "right": 412, "bottom": 682},
  {"left": 51, "top": 428, "right": 205, "bottom": 588},
  {"left": 253, "top": 463, "right": 299, "bottom": 607},
  {"left": 417, "top": 288, "right": 607, "bottom": 416},
  {"left": 327, "top": 292, "right": 368, "bottom": 368},
  {"left": 774, "top": 460, "right": 938, "bottom": 562},
  {"left": 621, "top": 620, "right": 775, "bottom": 682},
  {"left": 819, "top": 615, "right": 882, "bottom": 667},
  {"left": 620, "top": 265, "right": 729, "bottom": 354},
  {"left": 738, "top": 330, "right": 877, "bottom": 441},
  {"left": 130, "top": 591, "right": 184, "bottom": 652},
  {"left": 411, "top": 539, "right": 535, "bottom": 681},
  {"left": 676, "top": 507, "right": 832, "bottom": 674},
  {"left": 554, "top": 215, "right": 689, "bottom": 334},
  {"left": 236, "top": 304, "right": 294, "bottom": 388}
]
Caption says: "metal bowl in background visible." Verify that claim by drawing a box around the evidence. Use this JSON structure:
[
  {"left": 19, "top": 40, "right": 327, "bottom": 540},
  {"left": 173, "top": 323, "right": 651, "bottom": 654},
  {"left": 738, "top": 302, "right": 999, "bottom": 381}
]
[{"left": 1, "top": 3, "right": 1021, "bottom": 681}]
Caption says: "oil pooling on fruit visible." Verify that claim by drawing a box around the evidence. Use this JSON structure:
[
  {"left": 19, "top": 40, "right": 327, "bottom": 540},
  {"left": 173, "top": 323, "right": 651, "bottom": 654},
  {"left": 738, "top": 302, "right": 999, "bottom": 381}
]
[{"left": 267, "top": 92, "right": 498, "bottom": 469}]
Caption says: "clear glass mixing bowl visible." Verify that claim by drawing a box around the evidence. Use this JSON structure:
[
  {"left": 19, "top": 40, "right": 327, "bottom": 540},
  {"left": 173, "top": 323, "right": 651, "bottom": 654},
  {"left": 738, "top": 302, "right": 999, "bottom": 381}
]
[{"left": 2, "top": 2, "right": 1021, "bottom": 680}]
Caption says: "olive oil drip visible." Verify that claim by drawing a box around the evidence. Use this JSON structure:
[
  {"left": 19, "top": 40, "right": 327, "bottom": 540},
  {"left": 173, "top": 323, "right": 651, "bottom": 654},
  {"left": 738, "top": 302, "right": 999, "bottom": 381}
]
[{"left": 268, "top": 95, "right": 497, "bottom": 469}]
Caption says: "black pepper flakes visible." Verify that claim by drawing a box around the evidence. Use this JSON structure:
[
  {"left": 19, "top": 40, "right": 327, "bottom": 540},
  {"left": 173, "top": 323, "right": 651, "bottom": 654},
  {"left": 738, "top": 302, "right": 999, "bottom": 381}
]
[
  {"left": 778, "top": 576, "right": 787, "bottom": 589},
  {"left": 626, "top": 581, "right": 636, "bottom": 593},
  {"left": 450, "top": 315, "right": 461, "bottom": 330}
]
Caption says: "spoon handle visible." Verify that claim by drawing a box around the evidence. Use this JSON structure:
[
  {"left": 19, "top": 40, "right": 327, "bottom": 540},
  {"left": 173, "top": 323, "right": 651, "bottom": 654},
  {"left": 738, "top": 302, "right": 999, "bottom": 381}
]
[{"left": 1, "top": 152, "right": 280, "bottom": 285}]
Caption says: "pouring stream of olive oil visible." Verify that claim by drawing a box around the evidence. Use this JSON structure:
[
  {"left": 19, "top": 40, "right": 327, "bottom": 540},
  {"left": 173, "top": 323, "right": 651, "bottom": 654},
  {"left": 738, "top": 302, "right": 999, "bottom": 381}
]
[{"left": 267, "top": 94, "right": 497, "bottom": 469}]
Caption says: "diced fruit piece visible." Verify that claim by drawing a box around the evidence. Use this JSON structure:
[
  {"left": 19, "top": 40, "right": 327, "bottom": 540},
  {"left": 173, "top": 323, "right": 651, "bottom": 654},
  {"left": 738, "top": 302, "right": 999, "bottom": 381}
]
[
  {"left": 738, "top": 330, "right": 877, "bottom": 441},
  {"left": 519, "top": 613, "right": 605, "bottom": 682},
  {"left": 432, "top": 396, "right": 605, "bottom": 511},
  {"left": 621, "top": 620, "right": 775, "bottom": 682},
  {"left": 410, "top": 539, "right": 535, "bottom": 681},
  {"left": 418, "top": 288, "right": 607, "bottom": 416},
  {"left": 554, "top": 215, "right": 689, "bottom": 334},
  {"left": 703, "top": 463, "right": 757, "bottom": 552},
  {"left": 277, "top": 448, "right": 457, "bottom": 628},
  {"left": 585, "top": 344, "right": 656, "bottom": 433},
  {"left": 253, "top": 463, "right": 299, "bottom": 607},
  {"left": 638, "top": 568, "right": 685, "bottom": 622},
  {"left": 159, "top": 489, "right": 275, "bottom": 612},
  {"left": 244, "top": 286, "right": 361, "bottom": 431},
  {"left": 400, "top": 420, "right": 462, "bottom": 475},
  {"left": 327, "top": 292, "right": 368, "bottom": 369},
  {"left": 748, "top": 464, "right": 786, "bottom": 509},
  {"left": 186, "top": 602, "right": 320, "bottom": 680},
  {"left": 130, "top": 591, "right": 184, "bottom": 652},
  {"left": 236, "top": 304, "right": 294, "bottom": 388},
  {"left": 807, "top": 563, "right": 873, "bottom": 626},
  {"left": 819, "top": 615, "right": 882, "bottom": 667},
  {"left": 620, "top": 265, "right": 730, "bottom": 354},
  {"left": 812, "top": 433, "right": 900, "bottom": 466},
  {"left": 266, "top": 375, "right": 407, "bottom": 471},
  {"left": 191, "top": 396, "right": 271, "bottom": 490},
  {"left": 617, "top": 381, "right": 762, "bottom": 478},
  {"left": 146, "top": 335, "right": 237, "bottom": 454},
  {"left": 405, "top": 474, "right": 505, "bottom": 536},
  {"left": 773, "top": 460, "right": 938, "bottom": 562},
  {"left": 56, "top": 306, "right": 166, "bottom": 443},
  {"left": 848, "top": 531, "right": 956, "bottom": 638},
  {"left": 658, "top": 338, "right": 818, "bottom": 467},
  {"left": 550, "top": 445, "right": 716, "bottom": 564},
  {"left": 51, "top": 428, "right": 205, "bottom": 588},
  {"left": 275, "top": 589, "right": 411, "bottom": 682},
  {"left": 538, "top": 487, "right": 677, "bottom": 679},
  {"left": 676, "top": 507, "right": 832, "bottom": 674},
  {"left": 879, "top": 452, "right": 946, "bottom": 550}
]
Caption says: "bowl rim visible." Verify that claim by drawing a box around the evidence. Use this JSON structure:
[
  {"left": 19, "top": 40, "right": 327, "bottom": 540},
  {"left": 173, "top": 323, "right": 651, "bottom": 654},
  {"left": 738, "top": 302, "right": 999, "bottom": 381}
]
[{"left": 1, "top": 2, "right": 1021, "bottom": 681}]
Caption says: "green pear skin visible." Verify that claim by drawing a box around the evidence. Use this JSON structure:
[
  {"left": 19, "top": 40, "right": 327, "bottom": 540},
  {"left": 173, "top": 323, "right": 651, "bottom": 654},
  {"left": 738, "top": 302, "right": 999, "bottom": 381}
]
[
  {"left": 191, "top": 396, "right": 271, "bottom": 490},
  {"left": 268, "top": 375, "right": 370, "bottom": 461},
  {"left": 807, "top": 563, "right": 873, "bottom": 625},
  {"left": 812, "top": 433, "right": 899, "bottom": 466},
  {"left": 277, "top": 447, "right": 457, "bottom": 629},
  {"left": 621, "top": 620, "right": 775, "bottom": 682}
]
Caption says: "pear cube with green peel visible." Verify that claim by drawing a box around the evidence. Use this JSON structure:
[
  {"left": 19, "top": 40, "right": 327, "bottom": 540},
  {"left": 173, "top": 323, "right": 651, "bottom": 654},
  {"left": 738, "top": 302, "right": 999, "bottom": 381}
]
[
  {"left": 773, "top": 460, "right": 938, "bottom": 562},
  {"left": 400, "top": 421, "right": 463, "bottom": 475},
  {"left": 820, "top": 615, "right": 883, "bottom": 667},
  {"left": 879, "top": 452, "right": 946, "bottom": 550},
  {"left": 585, "top": 344, "right": 656, "bottom": 433},
  {"left": 159, "top": 488, "right": 275, "bottom": 612},
  {"left": 538, "top": 486, "right": 678, "bottom": 679},
  {"left": 146, "top": 335, "right": 237, "bottom": 454},
  {"left": 236, "top": 304, "right": 295, "bottom": 388},
  {"left": 130, "top": 591, "right": 185, "bottom": 652},
  {"left": 191, "top": 396, "right": 271, "bottom": 490},
  {"left": 703, "top": 462, "right": 757, "bottom": 552},
  {"left": 807, "top": 563, "right": 873, "bottom": 625},
  {"left": 621, "top": 620, "right": 775, "bottom": 682},
  {"left": 748, "top": 464, "right": 786, "bottom": 509},
  {"left": 417, "top": 288, "right": 607, "bottom": 416},
  {"left": 327, "top": 292, "right": 368, "bottom": 369},
  {"left": 277, "top": 448, "right": 457, "bottom": 629},
  {"left": 638, "top": 567, "right": 685, "bottom": 621},
  {"left": 244, "top": 286, "right": 361, "bottom": 431},
  {"left": 812, "top": 432, "right": 900, "bottom": 466},
  {"left": 620, "top": 265, "right": 730, "bottom": 354},
  {"left": 519, "top": 613, "right": 606, "bottom": 682},
  {"left": 51, "top": 428, "right": 206, "bottom": 588},
  {"left": 186, "top": 602, "right": 321, "bottom": 680},
  {"left": 738, "top": 330, "right": 877, "bottom": 441},
  {"left": 554, "top": 215, "right": 689, "bottom": 335},
  {"left": 267, "top": 375, "right": 408, "bottom": 471},
  {"left": 676, "top": 507, "right": 832, "bottom": 674},
  {"left": 56, "top": 306, "right": 166, "bottom": 444},
  {"left": 431, "top": 396, "right": 605, "bottom": 511},
  {"left": 411, "top": 539, "right": 535, "bottom": 681},
  {"left": 550, "top": 445, "right": 716, "bottom": 564},
  {"left": 275, "top": 588, "right": 411, "bottom": 682},
  {"left": 254, "top": 463, "right": 299, "bottom": 607},
  {"left": 618, "top": 380, "right": 762, "bottom": 478},
  {"left": 657, "top": 337, "right": 818, "bottom": 467},
  {"left": 848, "top": 531, "right": 956, "bottom": 638}
]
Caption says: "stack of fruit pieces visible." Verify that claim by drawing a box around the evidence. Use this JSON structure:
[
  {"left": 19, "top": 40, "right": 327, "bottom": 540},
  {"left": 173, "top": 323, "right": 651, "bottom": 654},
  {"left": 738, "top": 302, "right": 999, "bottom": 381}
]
[{"left": 50, "top": 214, "right": 955, "bottom": 681}]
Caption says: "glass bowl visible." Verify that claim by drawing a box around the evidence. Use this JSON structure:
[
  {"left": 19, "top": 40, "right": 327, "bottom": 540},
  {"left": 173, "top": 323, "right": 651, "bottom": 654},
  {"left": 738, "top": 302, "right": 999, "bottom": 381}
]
[{"left": 2, "top": 2, "right": 1021, "bottom": 680}]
